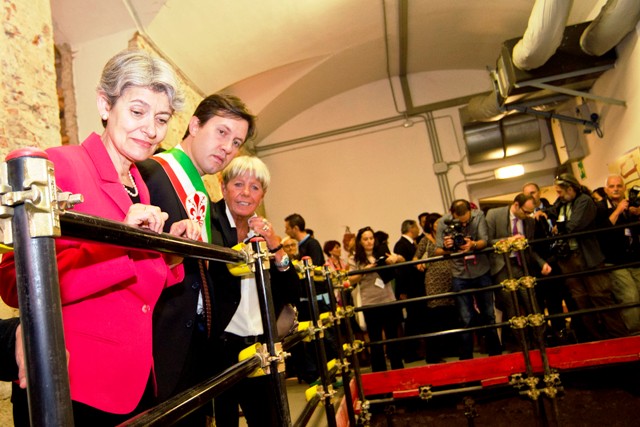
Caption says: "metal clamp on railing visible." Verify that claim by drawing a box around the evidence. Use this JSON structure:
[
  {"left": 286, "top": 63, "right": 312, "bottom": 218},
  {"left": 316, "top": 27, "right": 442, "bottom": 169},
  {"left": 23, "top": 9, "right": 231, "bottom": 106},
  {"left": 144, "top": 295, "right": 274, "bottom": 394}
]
[
  {"left": 500, "top": 277, "right": 520, "bottom": 292},
  {"left": 493, "top": 235, "right": 529, "bottom": 254},
  {"left": 334, "top": 357, "right": 351, "bottom": 372},
  {"left": 306, "top": 384, "right": 337, "bottom": 406},
  {"left": 418, "top": 385, "right": 433, "bottom": 401},
  {"left": 542, "top": 370, "right": 563, "bottom": 398},
  {"left": 518, "top": 275, "right": 537, "bottom": 289},
  {"left": 226, "top": 240, "right": 267, "bottom": 276},
  {"left": 509, "top": 315, "right": 529, "bottom": 330},
  {"left": 0, "top": 156, "right": 81, "bottom": 245},
  {"left": 318, "top": 311, "right": 335, "bottom": 328},
  {"left": 238, "top": 342, "right": 287, "bottom": 377},
  {"left": 342, "top": 340, "right": 365, "bottom": 356},
  {"left": 527, "top": 313, "right": 546, "bottom": 328},
  {"left": 342, "top": 304, "right": 356, "bottom": 318},
  {"left": 511, "top": 373, "right": 546, "bottom": 400},
  {"left": 56, "top": 191, "right": 84, "bottom": 212}
]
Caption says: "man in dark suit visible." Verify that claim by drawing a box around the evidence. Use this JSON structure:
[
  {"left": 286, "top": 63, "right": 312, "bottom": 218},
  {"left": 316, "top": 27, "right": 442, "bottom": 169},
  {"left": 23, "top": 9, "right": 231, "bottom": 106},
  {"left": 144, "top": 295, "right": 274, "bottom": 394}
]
[
  {"left": 283, "top": 213, "right": 337, "bottom": 382},
  {"left": 138, "top": 94, "right": 255, "bottom": 425},
  {"left": 486, "top": 193, "right": 552, "bottom": 350},
  {"left": 393, "top": 219, "right": 425, "bottom": 361},
  {"left": 548, "top": 173, "right": 628, "bottom": 341},
  {"left": 523, "top": 182, "right": 573, "bottom": 343}
]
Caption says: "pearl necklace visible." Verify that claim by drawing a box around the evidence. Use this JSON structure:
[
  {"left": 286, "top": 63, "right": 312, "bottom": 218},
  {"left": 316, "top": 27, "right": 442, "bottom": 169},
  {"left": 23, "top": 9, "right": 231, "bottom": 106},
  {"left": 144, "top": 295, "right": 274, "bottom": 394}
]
[{"left": 123, "top": 170, "right": 139, "bottom": 197}]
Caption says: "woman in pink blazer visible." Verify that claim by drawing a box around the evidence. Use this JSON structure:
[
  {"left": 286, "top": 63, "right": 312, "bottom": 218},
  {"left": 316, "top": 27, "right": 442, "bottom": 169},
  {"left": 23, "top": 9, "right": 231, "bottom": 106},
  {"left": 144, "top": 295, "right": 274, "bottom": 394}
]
[{"left": 0, "top": 50, "right": 199, "bottom": 425}]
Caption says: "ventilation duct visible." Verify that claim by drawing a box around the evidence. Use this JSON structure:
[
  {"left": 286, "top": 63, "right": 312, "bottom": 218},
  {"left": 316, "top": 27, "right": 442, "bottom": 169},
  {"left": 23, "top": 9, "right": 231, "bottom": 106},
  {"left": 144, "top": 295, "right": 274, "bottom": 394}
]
[
  {"left": 463, "top": 114, "right": 542, "bottom": 165},
  {"left": 466, "top": 0, "right": 640, "bottom": 123},
  {"left": 493, "top": 21, "right": 617, "bottom": 106},
  {"left": 581, "top": 0, "right": 640, "bottom": 56},
  {"left": 512, "top": 0, "right": 573, "bottom": 70}
]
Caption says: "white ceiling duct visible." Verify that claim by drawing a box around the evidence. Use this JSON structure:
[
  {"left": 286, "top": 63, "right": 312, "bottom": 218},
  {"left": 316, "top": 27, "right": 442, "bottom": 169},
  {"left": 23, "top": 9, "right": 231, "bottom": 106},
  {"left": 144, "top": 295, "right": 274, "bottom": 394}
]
[
  {"left": 465, "top": 0, "right": 636, "bottom": 124},
  {"left": 465, "top": 91, "right": 504, "bottom": 123},
  {"left": 512, "top": 0, "right": 573, "bottom": 71},
  {"left": 580, "top": 0, "right": 640, "bottom": 56}
]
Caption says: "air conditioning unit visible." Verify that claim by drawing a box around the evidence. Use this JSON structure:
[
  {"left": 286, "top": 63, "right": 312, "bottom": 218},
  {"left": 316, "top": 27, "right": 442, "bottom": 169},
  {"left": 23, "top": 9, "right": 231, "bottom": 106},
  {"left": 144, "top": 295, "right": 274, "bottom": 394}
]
[
  {"left": 550, "top": 102, "right": 589, "bottom": 164},
  {"left": 462, "top": 113, "right": 544, "bottom": 165},
  {"left": 495, "top": 21, "right": 617, "bottom": 108}
]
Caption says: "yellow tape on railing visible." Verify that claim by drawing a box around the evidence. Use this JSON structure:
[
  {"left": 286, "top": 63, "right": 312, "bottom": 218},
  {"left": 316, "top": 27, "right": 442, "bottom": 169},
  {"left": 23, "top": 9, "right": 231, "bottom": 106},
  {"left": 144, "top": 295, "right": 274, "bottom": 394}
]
[
  {"left": 237, "top": 342, "right": 265, "bottom": 377},
  {"left": 226, "top": 242, "right": 251, "bottom": 277},
  {"left": 305, "top": 385, "right": 318, "bottom": 402}
]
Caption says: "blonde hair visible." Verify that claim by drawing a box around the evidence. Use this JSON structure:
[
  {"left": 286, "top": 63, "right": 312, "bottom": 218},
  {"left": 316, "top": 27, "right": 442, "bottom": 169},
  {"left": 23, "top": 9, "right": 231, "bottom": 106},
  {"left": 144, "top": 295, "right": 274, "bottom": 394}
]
[
  {"left": 98, "top": 49, "right": 184, "bottom": 113},
  {"left": 221, "top": 156, "right": 271, "bottom": 192}
]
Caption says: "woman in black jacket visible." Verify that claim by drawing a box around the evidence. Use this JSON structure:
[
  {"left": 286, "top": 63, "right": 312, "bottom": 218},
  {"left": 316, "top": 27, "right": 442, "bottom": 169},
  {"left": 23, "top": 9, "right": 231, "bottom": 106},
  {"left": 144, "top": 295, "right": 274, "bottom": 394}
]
[{"left": 207, "top": 156, "right": 299, "bottom": 427}]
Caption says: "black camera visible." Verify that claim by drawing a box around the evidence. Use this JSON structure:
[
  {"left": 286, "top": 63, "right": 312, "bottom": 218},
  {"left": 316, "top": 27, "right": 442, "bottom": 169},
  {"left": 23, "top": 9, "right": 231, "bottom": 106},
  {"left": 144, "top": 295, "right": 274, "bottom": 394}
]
[
  {"left": 443, "top": 218, "right": 467, "bottom": 251},
  {"left": 628, "top": 185, "right": 640, "bottom": 208}
]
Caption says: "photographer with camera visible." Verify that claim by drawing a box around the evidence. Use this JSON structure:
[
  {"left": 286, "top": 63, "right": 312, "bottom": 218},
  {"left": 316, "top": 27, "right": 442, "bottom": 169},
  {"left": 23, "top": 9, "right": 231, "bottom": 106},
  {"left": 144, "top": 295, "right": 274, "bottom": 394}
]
[
  {"left": 595, "top": 174, "right": 640, "bottom": 333},
  {"left": 435, "top": 200, "right": 502, "bottom": 359},
  {"left": 548, "top": 174, "right": 628, "bottom": 341}
]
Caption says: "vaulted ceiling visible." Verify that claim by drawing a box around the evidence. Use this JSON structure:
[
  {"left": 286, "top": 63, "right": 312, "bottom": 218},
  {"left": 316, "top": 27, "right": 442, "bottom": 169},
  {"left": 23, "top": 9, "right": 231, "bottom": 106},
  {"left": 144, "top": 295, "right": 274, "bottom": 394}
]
[{"left": 51, "top": 0, "right": 603, "bottom": 143}]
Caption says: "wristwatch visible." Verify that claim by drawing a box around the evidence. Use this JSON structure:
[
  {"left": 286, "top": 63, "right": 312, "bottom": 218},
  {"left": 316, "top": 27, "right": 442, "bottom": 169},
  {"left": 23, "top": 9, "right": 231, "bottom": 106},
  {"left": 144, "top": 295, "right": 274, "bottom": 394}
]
[
  {"left": 275, "top": 254, "right": 290, "bottom": 270},
  {"left": 268, "top": 243, "right": 283, "bottom": 253}
]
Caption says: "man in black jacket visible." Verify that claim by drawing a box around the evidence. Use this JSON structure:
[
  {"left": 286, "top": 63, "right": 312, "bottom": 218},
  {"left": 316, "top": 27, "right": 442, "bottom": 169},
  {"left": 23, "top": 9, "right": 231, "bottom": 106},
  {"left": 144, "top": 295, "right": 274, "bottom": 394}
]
[
  {"left": 596, "top": 174, "right": 640, "bottom": 334},
  {"left": 138, "top": 94, "right": 255, "bottom": 425},
  {"left": 549, "top": 173, "right": 628, "bottom": 341},
  {"left": 393, "top": 219, "right": 425, "bottom": 361}
]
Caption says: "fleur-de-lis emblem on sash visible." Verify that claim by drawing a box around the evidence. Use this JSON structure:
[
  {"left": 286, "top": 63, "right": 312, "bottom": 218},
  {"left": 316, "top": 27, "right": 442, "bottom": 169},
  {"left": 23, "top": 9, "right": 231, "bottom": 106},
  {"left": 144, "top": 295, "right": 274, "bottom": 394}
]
[{"left": 186, "top": 191, "right": 207, "bottom": 228}]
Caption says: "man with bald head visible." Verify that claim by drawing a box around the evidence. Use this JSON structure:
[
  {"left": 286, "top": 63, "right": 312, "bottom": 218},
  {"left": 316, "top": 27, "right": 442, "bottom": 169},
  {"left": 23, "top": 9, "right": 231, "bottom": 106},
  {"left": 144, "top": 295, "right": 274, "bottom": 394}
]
[{"left": 596, "top": 174, "right": 640, "bottom": 333}]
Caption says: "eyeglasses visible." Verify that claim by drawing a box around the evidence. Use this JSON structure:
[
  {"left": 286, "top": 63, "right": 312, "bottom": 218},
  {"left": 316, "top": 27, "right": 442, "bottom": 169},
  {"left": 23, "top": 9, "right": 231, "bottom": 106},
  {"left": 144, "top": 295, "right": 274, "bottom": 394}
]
[
  {"left": 521, "top": 207, "right": 534, "bottom": 216},
  {"left": 283, "top": 243, "right": 298, "bottom": 248}
]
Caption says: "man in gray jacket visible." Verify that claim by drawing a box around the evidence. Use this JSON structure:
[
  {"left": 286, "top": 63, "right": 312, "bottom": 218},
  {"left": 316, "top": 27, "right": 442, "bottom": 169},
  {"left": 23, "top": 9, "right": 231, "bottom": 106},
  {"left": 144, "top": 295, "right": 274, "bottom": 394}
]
[
  {"left": 486, "top": 193, "right": 552, "bottom": 350},
  {"left": 436, "top": 199, "right": 502, "bottom": 359}
]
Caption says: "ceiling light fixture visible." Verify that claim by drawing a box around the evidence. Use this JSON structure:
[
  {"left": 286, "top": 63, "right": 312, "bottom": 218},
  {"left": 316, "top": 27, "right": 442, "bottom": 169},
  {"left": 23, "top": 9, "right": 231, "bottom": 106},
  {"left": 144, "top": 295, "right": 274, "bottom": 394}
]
[
  {"left": 402, "top": 113, "right": 414, "bottom": 128},
  {"left": 494, "top": 164, "right": 524, "bottom": 179}
]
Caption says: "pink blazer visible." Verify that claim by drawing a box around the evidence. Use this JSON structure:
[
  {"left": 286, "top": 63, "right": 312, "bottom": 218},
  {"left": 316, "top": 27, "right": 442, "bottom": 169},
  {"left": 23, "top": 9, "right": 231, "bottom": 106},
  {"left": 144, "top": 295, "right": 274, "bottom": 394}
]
[{"left": 0, "top": 133, "right": 184, "bottom": 414}]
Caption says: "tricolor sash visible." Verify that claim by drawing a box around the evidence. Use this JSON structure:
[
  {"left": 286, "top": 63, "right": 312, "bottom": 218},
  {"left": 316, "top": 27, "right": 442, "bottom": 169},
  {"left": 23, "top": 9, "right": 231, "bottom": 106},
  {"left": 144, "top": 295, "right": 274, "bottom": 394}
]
[{"left": 152, "top": 148, "right": 211, "bottom": 243}]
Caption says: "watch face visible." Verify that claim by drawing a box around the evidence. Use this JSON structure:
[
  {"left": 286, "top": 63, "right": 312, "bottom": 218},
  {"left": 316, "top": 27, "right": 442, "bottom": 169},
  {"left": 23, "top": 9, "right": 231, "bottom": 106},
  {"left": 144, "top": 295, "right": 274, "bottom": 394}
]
[{"left": 277, "top": 254, "right": 290, "bottom": 267}]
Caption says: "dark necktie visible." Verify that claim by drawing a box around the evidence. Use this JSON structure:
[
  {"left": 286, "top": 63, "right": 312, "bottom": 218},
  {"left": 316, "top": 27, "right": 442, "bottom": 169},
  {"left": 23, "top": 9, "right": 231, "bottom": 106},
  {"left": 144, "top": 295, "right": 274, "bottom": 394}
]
[{"left": 512, "top": 218, "right": 522, "bottom": 266}]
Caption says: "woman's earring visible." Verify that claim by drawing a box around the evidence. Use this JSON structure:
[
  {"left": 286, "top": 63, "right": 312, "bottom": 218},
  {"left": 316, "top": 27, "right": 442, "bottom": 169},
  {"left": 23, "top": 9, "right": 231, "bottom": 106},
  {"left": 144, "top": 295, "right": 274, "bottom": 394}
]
[{"left": 102, "top": 114, "right": 108, "bottom": 120}]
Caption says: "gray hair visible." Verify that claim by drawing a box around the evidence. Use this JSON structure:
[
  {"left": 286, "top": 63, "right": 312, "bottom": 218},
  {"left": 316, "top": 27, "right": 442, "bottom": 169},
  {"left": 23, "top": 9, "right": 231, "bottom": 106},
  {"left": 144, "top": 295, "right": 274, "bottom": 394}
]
[
  {"left": 221, "top": 156, "right": 271, "bottom": 192},
  {"left": 97, "top": 49, "right": 184, "bottom": 114},
  {"left": 605, "top": 174, "right": 625, "bottom": 186}
]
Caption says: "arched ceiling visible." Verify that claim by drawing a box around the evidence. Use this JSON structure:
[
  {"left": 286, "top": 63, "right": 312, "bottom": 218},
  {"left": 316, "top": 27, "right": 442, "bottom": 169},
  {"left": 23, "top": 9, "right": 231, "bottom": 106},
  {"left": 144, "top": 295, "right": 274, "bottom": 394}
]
[{"left": 51, "top": 0, "right": 603, "bottom": 144}]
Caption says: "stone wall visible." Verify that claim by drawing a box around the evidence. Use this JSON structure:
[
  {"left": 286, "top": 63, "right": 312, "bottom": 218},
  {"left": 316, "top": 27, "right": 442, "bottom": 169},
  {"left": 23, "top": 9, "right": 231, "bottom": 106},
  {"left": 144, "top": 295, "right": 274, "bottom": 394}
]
[{"left": 1, "top": 1, "right": 58, "bottom": 423}]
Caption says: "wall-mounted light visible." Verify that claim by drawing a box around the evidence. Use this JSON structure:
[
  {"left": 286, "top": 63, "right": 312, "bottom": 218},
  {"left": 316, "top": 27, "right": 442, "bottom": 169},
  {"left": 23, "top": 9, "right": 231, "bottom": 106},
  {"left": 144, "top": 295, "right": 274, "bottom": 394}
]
[
  {"left": 494, "top": 164, "right": 524, "bottom": 179},
  {"left": 402, "top": 113, "right": 414, "bottom": 128}
]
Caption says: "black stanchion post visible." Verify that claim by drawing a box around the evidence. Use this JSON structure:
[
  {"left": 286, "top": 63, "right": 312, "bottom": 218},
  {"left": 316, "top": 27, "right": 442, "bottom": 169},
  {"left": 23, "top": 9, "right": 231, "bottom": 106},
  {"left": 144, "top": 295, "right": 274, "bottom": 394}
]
[
  {"left": 338, "top": 285, "right": 367, "bottom": 405},
  {"left": 502, "top": 252, "right": 534, "bottom": 377},
  {"left": 2, "top": 149, "right": 74, "bottom": 426},
  {"left": 301, "top": 257, "right": 337, "bottom": 426},
  {"left": 519, "top": 249, "right": 562, "bottom": 422},
  {"left": 250, "top": 238, "right": 292, "bottom": 426},
  {"left": 323, "top": 267, "right": 357, "bottom": 426}
]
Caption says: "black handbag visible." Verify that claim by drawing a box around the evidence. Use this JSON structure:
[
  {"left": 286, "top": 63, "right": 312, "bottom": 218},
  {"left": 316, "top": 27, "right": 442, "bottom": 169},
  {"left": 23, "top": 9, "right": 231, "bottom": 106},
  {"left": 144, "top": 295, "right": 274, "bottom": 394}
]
[
  {"left": 276, "top": 303, "right": 298, "bottom": 340},
  {"left": 550, "top": 239, "right": 572, "bottom": 259}
]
